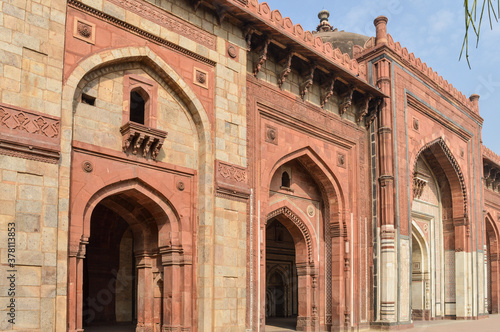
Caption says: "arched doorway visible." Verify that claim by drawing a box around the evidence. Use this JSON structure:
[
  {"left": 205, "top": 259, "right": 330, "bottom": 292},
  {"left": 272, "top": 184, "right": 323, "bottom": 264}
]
[
  {"left": 261, "top": 151, "right": 348, "bottom": 332},
  {"left": 266, "top": 219, "right": 298, "bottom": 329},
  {"left": 265, "top": 210, "right": 316, "bottom": 331},
  {"left": 68, "top": 179, "right": 194, "bottom": 332},
  {"left": 410, "top": 138, "right": 468, "bottom": 319},
  {"left": 83, "top": 203, "right": 139, "bottom": 330},
  {"left": 485, "top": 214, "right": 499, "bottom": 314},
  {"left": 411, "top": 225, "right": 430, "bottom": 320},
  {"left": 82, "top": 191, "right": 161, "bottom": 331}
]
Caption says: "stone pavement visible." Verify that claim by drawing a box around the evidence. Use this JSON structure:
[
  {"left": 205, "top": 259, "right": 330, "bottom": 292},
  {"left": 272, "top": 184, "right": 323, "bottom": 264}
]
[
  {"left": 409, "top": 314, "right": 500, "bottom": 332},
  {"left": 265, "top": 315, "right": 500, "bottom": 331}
]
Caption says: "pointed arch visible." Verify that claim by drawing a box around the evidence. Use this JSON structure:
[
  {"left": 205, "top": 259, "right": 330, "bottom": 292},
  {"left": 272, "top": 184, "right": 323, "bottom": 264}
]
[
  {"left": 61, "top": 45, "right": 213, "bottom": 248},
  {"left": 412, "top": 137, "right": 468, "bottom": 225},
  {"left": 267, "top": 146, "right": 346, "bottom": 238},
  {"left": 485, "top": 212, "right": 500, "bottom": 313},
  {"left": 267, "top": 206, "right": 314, "bottom": 265},
  {"left": 63, "top": 46, "right": 204, "bottom": 332}
]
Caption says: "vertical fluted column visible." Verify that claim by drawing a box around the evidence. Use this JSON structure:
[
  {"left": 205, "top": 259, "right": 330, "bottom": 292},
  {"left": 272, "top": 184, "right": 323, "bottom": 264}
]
[{"left": 374, "top": 15, "right": 397, "bottom": 323}]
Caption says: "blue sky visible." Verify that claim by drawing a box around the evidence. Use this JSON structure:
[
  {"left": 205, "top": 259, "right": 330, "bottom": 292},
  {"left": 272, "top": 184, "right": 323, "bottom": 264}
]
[{"left": 265, "top": 0, "right": 500, "bottom": 155}]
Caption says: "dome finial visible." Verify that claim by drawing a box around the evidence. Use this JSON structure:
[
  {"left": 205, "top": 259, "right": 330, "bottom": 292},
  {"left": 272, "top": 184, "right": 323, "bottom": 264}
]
[{"left": 316, "top": 9, "right": 333, "bottom": 32}]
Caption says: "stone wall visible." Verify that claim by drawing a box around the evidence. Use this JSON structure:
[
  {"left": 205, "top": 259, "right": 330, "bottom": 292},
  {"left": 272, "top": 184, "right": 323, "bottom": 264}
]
[{"left": 0, "top": 0, "right": 67, "bottom": 330}]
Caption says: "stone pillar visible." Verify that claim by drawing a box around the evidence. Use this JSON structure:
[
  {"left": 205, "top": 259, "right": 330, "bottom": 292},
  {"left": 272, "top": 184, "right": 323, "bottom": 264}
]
[
  {"left": 373, "top": 38, "right": 397, "bottom": 322},
  {"left": 160, "top": 245, "right": 185, "bottom": 331},
  {"left": 136, "top": 254, "right": 154, "bottom": 332},
  {"left": 380, "top": 226, "right": 396, "bottom": 321},
  {"left": 454, "top": 223, "right": 469, "bottom": 318},
  {"left": 344, "top": 252, "right": 351, "bottom": 329},
  {"left": 331, "top": 233, "right": 346, "bottom": 331},
  {"left": 181, "top": 256, "right": 193, "bottom": 330},
  {"left": 491, "top": 253, "right": 500, "bottom": 313},
  {"left": 68, "top": 237, "right": 87, "bottom": 332},
  {"left": 296, "top": 263, "right": 315, "bottom": 331}
]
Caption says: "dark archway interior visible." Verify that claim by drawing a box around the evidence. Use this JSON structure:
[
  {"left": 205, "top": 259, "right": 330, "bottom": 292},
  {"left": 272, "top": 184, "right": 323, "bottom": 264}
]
[
  {"left": 83, "top": 203, "right": 136, "bottom": 329},
  {"left": 266, "top": 218, "right": 298, "bottom": 328}
]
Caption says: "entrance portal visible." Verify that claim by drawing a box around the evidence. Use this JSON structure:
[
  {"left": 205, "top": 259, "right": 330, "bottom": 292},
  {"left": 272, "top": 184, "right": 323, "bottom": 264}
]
[
  {"left": 83, "top": 203, "right": 137, "bottom": 330},
  {"left": 266, "top": 218, "right": 298, "bottom": 329}
]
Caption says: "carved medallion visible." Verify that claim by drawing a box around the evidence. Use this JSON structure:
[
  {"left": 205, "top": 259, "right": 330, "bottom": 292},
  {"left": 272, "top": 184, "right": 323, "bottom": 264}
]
[
  {"left": 82, "top": 161, "right": 93, "bottom": 173},
  {"left": 412, "top": 117, "right": 419, "bottom": 131},
  {"left": 73, "top": 18, "right": 95, "bottom": 44},
  {"left": 227, "top": 44, "right": 237, "bottom": 58},
  {"left": 177, "top": 181, "right": 185, "bottom": 191},
  {"left": 307, "top": 205, "right": 315, "bottom": 217},
  {"left": 337, "top": 152, "right": 346, "bottom": 168},
  {"left": 193, "top": 68, "right": 208, "bottom": 89},
  {"left": 265, "top": 125, "right": 278, "bottom": 145}
]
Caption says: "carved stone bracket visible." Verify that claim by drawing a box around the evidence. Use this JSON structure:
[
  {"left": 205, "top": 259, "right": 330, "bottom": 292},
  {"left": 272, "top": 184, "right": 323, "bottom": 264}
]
[
  {"left": 191, "top": 0, "right": 202, "bottom": 11},
  {"left": 277, "top": 50, "right": 294, "bottom": 90},
  {"left": 338, "top": 85, "right": 354, "bottom": 116},
  {"left": 243, "top": 25, "right": 256, "bottom": 51},
  {"left": 253, "top": 36, "right": 270, "bottom": 77},
  {"left": 413, "top": 172, "right": 429, "bottom": 199},
  {"left": 365, "top": 97, "right": 383, "bottom": 127},
  {"left": 320, "top": 75, "right": 337, "bottom": 108},
  {"left": 215, "top": 3, "right": 227, "bottom": 25},
  {"left": 120, "top": 121, "right": 167, "bottom": 160},
  {"left": 300, "top": 62, "right": 317, "bottom": 100},
  {"left": 356, "top": 94, "right": 373, "bottom": 124},
  {"left": 484, "top": 161, "right": 500, "bottom": 192}
]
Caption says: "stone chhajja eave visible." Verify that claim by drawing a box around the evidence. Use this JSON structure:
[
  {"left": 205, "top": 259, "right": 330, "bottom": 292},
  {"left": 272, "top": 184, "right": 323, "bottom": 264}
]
[
  {"left": 206, "top": 0, "right": 387, "bottom": 99},
  {"left": 356, "top": 34, "right": 483, "bottom": 125},
  {"left": 483, "top": 145, "right": 500, "bottom": 169}
]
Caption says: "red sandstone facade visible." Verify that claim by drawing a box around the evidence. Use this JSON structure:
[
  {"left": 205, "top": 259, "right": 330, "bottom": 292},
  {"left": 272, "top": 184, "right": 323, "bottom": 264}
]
[{"left": 0, "top": 1, "right": 500, "bottom": 331}]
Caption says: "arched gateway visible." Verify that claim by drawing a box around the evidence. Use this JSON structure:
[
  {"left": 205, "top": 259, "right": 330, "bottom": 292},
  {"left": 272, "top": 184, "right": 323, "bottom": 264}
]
[
  {"left": 262, "top": 151, "right": 348, "bottom": 332},
  {"left": 68, "top": 179, "right": 195, "bottom": 331}
]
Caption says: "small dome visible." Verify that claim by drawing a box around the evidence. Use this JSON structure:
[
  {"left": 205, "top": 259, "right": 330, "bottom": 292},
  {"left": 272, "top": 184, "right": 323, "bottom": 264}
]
[
  {"left": 316, "top": 31, "right": 370, "bottom": 57},
  {"left": 313, "top": 10, "right": 369, "bottom": 57}
]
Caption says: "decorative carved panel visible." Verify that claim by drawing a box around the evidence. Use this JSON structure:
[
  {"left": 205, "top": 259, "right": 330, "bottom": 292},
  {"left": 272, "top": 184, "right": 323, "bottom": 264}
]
[
  {"left": 0, "top": 103, "right": 61, "bottom": 163},
  {"left": 193, "top": 67, "right": 209, "bottom": 89},
  {"left": 215, "top": 160, "right": 250, "bottom": 201},
  {"left": 73, "top": 17, "right": 95, "bottom": 44}
]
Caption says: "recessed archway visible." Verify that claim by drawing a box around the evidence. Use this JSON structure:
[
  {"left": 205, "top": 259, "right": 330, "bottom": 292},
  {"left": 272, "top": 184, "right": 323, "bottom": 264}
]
[
  {"left": 266, "top": 219, "right": 298, "bottom": 323},
  {"left": 68, "top": 179, "right": 194, "bottom": 332},
  {"left": 410, "top": 138, "right": 468, "bottom": 318},
  {"left": 265, "top": 209, "right": 315, "bottom": 332},
  {"left": 485, "top": 213, "right": 500, "bottom": 314}
]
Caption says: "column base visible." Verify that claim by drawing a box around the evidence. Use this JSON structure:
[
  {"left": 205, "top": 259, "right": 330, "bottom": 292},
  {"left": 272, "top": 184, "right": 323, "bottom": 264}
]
[{"left": 136, "top": 323, "right": 154, "bottom": 332}]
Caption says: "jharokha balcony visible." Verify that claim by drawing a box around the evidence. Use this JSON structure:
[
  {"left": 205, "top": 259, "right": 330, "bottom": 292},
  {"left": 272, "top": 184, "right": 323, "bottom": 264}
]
[{"left": 120, "top": 121, "right": 167, "bottom": 161}]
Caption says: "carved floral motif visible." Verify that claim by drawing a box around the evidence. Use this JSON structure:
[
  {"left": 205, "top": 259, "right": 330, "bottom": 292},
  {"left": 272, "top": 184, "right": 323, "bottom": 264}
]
[
  {"left": 0, "top": 103, "right": 61, "bottom": 163},
  {"left": 0, "top": 107, "right": 60, "bottom": 138},
  {"left": 218, "top": 162, "right": 247, "bottom": 182}
]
